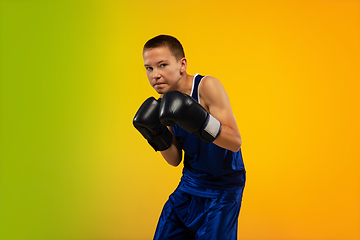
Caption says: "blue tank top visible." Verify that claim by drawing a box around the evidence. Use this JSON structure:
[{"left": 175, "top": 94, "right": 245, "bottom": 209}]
[{"left": 173, "top": 73, "right": 245, "bottom": 201}]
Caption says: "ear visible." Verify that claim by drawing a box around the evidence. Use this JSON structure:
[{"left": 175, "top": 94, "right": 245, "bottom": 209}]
[{"left": 179, "top": 57, "right": 187, "bottom": 73}]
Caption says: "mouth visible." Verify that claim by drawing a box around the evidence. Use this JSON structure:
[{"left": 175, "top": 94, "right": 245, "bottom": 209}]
[{"left": 155, "top": 82, "right": 165, "bottom": 87}]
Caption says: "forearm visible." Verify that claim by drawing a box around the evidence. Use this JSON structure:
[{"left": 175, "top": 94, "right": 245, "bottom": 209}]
[
  {"left": 213, "top": 125, "right": 242, "bottom": 152},
  {"left": 160, "top": 128, "right": 182, "bottom": 166},
  {"left": 160, "top": 143, "right": 182, "bottom": 166}
]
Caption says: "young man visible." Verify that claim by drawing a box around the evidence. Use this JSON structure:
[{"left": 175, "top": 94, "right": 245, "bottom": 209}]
[{"left": 133, "top": 35, "right": 245, "bottom": 240}]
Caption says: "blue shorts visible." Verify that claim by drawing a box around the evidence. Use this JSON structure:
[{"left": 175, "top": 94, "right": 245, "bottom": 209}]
[{"left": 153, "top": 188, "right": 244, "bottom": 240}]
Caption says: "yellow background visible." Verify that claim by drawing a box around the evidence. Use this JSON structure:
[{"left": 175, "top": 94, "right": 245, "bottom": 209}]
[{"left": 0, "top": 0, "right": 359, "bottom": 239}]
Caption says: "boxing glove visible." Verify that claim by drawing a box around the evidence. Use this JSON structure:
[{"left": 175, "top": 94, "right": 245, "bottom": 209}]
[
  {"left": 133, "top": 97, "right": 173, "bottom": 151},
  {"left": 159, "top": 91, "right": 221, "bottom": 143}
]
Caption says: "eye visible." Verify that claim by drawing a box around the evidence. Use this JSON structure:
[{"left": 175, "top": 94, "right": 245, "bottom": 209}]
[
  {"left": 160, "top": 63, "right": 167, "bottom": 67},
  {"left": 145, "top": 66, "right": 153, "bottom": 71}
]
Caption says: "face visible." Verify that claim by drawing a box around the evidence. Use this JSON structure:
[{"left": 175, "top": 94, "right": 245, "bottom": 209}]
[{"left": 143, "top": 46, "right": 187, "bottom": 94}]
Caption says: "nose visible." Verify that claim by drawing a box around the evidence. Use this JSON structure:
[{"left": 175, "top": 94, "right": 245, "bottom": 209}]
[{"left": 152, "top": 68, "right": 161, "bottom": 79}]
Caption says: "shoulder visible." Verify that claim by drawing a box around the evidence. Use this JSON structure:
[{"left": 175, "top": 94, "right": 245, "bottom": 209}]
[
  {"left": 199, "top": 75, "right": 229, "bottom": 108},
  {"left": 199, "top": 75, "right": 227, "bottom": 98},
  {"left": 200, "top": 75, "right": 222, "bottom": 90}
]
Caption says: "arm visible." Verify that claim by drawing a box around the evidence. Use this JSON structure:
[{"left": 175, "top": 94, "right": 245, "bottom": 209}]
[
  {"left": 199, "top": 76, "right": 242, "bottom": 152},
  {"left": 160, "top": 127, "right": 182, "bottom": 166}
]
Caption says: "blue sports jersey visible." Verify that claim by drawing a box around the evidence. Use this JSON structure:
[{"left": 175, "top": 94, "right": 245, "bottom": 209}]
[{"left": 173, "top": 73, "right": 245, "bottom": 201}]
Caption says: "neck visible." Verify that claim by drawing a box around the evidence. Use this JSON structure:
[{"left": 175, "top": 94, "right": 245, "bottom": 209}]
[{"left": 176, "top": 73, "right": 194, "bottom": 96}]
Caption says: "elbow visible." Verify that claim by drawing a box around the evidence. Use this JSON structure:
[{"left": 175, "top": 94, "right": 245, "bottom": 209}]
[
  {"left": 169, "top": 161, "right": 181, "bottom": 167},
  {"left": 231, "top": 137, "right": 242, "bottom": 152},
  {"left": 165, "top": 154, "right": 182, "bottom": 167},
  {"left": 167, "top": 157, "right": 182, "bottom": 167},
  {"left": 232, "top": 145, "right": 241, "bottom": 153}
]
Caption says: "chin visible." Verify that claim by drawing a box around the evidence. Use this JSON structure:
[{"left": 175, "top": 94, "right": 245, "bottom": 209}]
[
  {"left": 154, "top": 87, "right": 168, "bottom": 95},
  {"left": 154, "top": 89, "right": 163, "bottom": 95}
]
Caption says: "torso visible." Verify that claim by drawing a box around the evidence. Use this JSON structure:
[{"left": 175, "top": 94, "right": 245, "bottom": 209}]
[{"left": 172, "top": 73, "right": 245, "bottom": 200}]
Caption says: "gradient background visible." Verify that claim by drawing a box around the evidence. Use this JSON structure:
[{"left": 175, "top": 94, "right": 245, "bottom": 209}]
[{"left": 1, "top": 0, "right": 359, "bottom": 240}]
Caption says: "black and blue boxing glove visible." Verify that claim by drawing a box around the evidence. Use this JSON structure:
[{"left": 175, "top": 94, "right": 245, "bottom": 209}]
[
  {"left": 133, "top": 97, "right": 173, "bottom": 151},
  {"left": 159, "top": 91, "right": 221, "bottom": 143}
]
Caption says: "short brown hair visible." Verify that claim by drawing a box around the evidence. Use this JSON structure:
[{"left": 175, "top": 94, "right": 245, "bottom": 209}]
[{"left": 143, "top": 35, "right": 185, "bottom": 61}]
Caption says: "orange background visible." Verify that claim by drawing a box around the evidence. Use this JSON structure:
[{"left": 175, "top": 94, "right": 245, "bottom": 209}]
[{"left": 1, "top": 0, "right": 359, "bottom": 239}]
